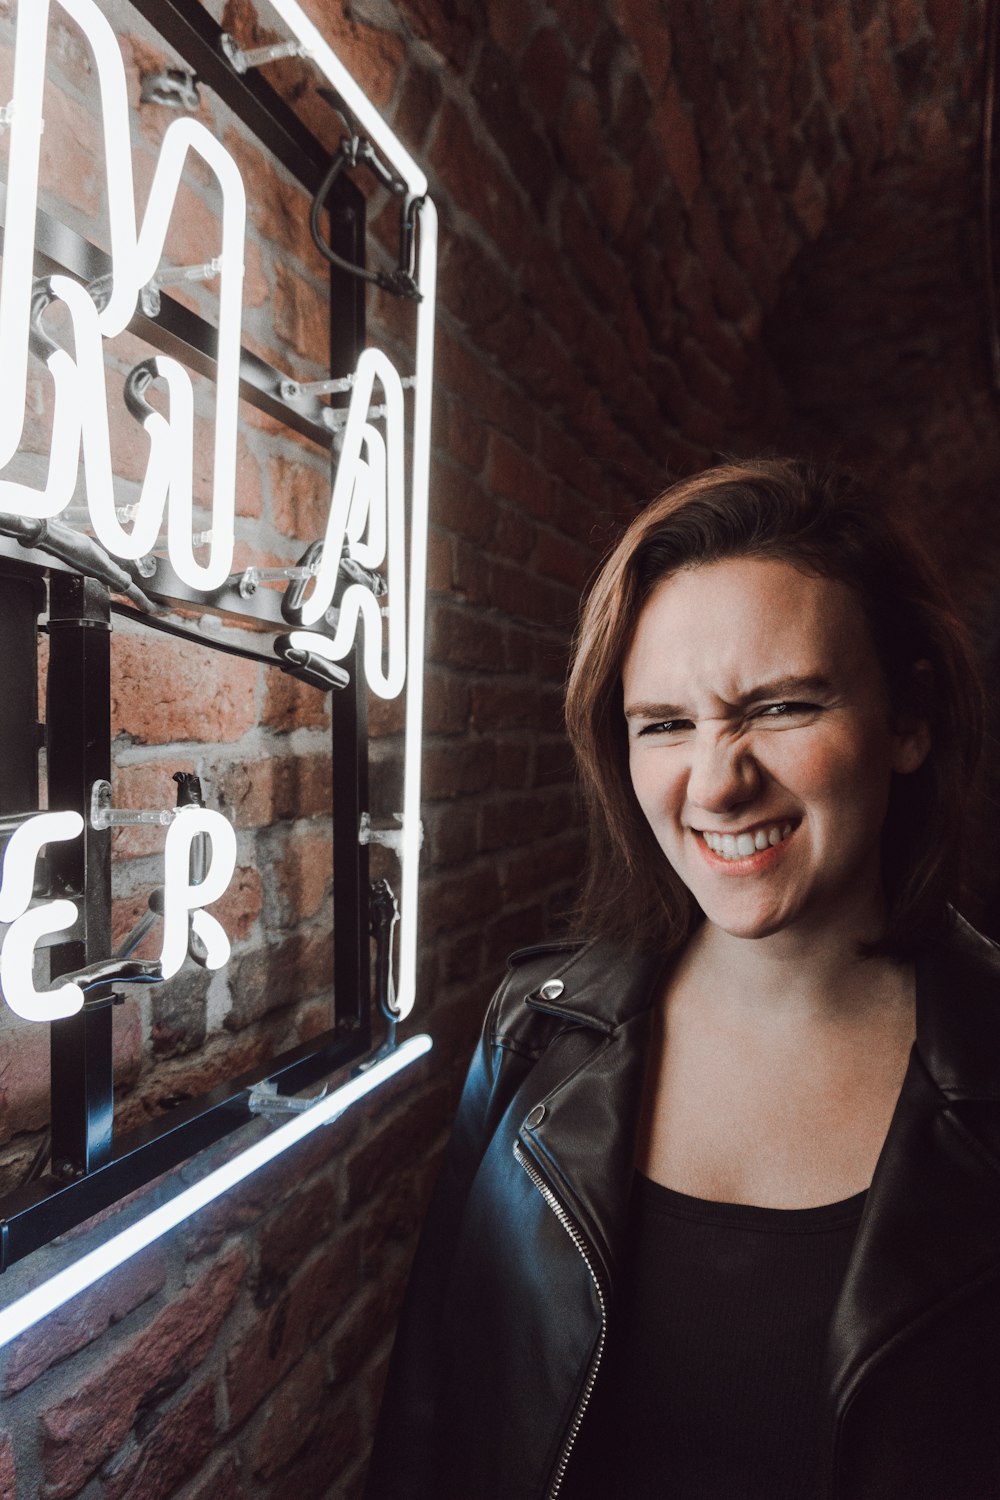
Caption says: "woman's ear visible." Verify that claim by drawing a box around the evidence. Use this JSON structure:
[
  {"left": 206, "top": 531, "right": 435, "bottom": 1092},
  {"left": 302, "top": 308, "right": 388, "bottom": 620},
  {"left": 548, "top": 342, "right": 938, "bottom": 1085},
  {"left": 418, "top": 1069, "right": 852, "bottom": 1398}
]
[{"left": 891, "top": 659, "right": 932, "bottom": 775}]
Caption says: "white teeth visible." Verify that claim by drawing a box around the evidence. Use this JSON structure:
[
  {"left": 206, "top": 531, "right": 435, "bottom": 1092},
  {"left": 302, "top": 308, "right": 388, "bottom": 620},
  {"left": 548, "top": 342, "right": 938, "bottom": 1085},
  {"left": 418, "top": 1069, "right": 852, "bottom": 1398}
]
[{"left": 702, "top": 822, "right": 794, "bottom": 861}]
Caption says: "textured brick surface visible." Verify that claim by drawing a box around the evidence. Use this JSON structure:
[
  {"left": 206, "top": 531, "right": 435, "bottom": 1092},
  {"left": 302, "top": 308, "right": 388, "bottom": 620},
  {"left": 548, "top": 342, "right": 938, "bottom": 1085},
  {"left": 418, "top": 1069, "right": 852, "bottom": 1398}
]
[{"left": 0, "top": 0, "right": 995, "bottom": 1496}]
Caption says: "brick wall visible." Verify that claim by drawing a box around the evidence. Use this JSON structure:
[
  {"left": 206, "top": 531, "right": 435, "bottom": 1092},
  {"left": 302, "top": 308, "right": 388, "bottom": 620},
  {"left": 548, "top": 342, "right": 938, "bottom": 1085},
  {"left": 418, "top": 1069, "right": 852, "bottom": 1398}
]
[{"left": 0, "top": 1, "right": 995, "bottom": 1496}]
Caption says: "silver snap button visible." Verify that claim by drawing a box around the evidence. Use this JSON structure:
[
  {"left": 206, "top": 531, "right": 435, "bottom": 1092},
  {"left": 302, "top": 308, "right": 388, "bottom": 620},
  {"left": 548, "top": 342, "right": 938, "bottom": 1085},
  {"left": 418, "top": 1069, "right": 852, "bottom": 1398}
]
[
  {"left": 538, "top": 979, "right": 565, "bottom": 1001},
  {"left": 525, "top": 1104, "right": 546, "bottom": 1129}
]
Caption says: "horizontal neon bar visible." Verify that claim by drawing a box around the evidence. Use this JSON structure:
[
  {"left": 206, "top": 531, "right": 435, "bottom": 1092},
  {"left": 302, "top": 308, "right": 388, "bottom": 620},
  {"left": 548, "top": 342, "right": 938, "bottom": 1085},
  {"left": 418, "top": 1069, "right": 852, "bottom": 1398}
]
[{"left": 0, "top": 1034, "right": 431, "bottom": 1349}]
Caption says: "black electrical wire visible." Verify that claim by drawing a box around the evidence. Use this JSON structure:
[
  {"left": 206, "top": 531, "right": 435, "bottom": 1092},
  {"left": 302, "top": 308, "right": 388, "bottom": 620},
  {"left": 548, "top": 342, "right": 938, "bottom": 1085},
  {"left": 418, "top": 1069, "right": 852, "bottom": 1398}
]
[{"left": 310, "top": 97, "right": 421, "bottom": 301}]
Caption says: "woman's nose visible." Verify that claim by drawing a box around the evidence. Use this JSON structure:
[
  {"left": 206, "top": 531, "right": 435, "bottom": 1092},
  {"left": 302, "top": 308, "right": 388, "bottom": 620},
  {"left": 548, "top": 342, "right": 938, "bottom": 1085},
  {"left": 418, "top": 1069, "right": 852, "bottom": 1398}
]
[{"left": 685, "top": 731, "right": 761, "bottom": 813}]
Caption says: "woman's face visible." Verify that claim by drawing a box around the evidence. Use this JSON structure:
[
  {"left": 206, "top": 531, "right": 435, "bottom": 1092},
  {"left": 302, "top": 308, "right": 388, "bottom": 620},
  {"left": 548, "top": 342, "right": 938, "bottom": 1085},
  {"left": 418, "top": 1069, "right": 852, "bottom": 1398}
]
[{"left": 621, "top": 556, "right": 928, "bottom": 945}]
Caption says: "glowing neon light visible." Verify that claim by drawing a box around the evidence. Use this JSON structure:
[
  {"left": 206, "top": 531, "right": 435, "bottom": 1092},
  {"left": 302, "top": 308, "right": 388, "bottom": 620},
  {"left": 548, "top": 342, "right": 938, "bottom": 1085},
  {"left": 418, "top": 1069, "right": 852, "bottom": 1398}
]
[
  {"left": 0, "top": 1034, "right": 432, "bottom": 1350},
  {"left": 0, "top": 808, "right": 238, "bottom": 1018},
  {"left": 265, "top": 0, "right": 427, "bottom": 197},
  {"left": 293, "top": 348, "right": 407, "bottom": 698},
  {"left": 160, "top": 809, "right": 238, "bottom": 979},
  {"left": 396, "top": 201, "right": 437, "bottom": 1021},
  {"left": 2, "top": 0, "right": 437, "bottom": 1022},
  {"left": 0, "top": 812, "right": 85, "bottom": 1021},
  {"left": 1, "top": 0, "right": 244, "bottom": 589}
]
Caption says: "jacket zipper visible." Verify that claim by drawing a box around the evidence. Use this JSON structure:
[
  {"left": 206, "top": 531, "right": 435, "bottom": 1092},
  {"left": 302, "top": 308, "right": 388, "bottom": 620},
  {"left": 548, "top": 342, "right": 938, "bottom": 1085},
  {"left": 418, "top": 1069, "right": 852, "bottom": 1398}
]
[{"left": 513, "top": 1139, "right": 607, "bottom": 1500}]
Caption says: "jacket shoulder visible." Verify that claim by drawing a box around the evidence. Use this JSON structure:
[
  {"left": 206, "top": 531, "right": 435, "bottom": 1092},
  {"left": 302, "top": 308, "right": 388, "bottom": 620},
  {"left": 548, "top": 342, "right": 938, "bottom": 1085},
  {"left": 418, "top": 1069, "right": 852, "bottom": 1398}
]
[
  {"left": 490, "top": 935, "right": 664, "bottom": 1048},
  {"left": 920, "top": 912, "right": 1000, "bottom": 1100}
]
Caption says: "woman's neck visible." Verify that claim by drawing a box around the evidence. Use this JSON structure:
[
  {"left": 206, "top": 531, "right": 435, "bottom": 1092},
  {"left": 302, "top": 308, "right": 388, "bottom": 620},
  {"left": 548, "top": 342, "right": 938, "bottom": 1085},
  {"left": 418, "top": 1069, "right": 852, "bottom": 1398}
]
[{"left": 675, "top": 914, "right": 912, "bottom": 1033}]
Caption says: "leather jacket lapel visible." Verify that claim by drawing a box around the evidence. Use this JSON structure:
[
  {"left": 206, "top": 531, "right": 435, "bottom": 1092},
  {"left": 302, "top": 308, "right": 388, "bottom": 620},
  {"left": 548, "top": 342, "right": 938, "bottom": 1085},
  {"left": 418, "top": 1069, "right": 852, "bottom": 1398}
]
[
  {"left": 825, "top": 917, "right": 1000, "bottom": 1427},
  {"left": 516, "top": 943, "right": 663, "bottom": 1285}
]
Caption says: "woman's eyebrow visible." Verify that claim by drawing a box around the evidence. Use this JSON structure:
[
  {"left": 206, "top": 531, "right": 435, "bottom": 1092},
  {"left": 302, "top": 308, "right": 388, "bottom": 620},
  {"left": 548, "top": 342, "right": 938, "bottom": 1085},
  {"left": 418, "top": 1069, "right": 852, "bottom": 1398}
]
[
  {"left": 741, "top": 673, "right": 835, "bottom": 702},
  {"left": 623, "top": 675, "right": 834, "bottom": 722}
]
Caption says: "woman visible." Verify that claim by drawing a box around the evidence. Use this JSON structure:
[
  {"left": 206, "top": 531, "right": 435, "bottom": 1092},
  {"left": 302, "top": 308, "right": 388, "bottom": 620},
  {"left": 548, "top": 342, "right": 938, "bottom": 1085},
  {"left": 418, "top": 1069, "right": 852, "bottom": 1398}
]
[{"left": 365, "top": 459, "right": 1000, "bottom": 1500}]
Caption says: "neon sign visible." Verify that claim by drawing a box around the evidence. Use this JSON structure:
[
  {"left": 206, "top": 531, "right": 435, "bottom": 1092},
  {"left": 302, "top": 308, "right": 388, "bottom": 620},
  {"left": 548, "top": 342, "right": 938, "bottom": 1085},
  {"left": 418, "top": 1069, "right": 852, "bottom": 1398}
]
[{"left": 0, "top": 0, "right": 438, "bottom": 1023}]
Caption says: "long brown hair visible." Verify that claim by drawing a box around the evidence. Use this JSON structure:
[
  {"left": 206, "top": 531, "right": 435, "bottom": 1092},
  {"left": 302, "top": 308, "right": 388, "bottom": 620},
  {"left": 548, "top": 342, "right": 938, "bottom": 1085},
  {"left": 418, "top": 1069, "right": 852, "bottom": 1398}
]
[{"left": 565, "top": 458, "right": 984, "bottom": 957}]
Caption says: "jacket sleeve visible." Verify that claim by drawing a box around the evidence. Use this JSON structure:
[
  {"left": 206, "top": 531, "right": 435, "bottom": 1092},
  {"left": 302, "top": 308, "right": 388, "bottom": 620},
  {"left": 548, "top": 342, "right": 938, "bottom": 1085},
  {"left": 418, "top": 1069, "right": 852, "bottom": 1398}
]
[{"left": 364, "top": 975, "right": 534, "bottom": 1499}]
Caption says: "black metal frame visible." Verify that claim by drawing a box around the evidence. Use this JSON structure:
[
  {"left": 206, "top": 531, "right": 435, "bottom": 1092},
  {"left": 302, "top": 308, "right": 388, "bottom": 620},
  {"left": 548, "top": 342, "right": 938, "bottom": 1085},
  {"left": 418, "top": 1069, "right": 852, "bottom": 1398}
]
[{"left": 0, "top": 0, "right": 380, "bottom": 1270}]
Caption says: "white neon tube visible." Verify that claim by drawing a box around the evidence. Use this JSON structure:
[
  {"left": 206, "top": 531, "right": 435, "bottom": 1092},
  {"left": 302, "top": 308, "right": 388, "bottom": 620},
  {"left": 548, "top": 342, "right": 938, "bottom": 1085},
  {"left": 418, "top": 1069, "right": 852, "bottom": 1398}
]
[
  {"left": 297, "top": 349, "right": 407, "bottom": 698},
  {"left": 160, "top": 809, "right": 238, "bottom": 979},
  {"left": 0, "top": 812, "right": 86, "bottom": 1022},
  {"left": 394, "top": 200, "right": 438, "bottom": 1021},
  {"left": 0, "top": 1034, "right": 431, "bottom": 1350},
  {"left": 0, "top": 1, "right": 49, "bottom": 469},
  {"left": 127, "top": 119, "right": 245, "bottom": 590},
  {"left": 58, "top": 0, "right": 143, "bottom": 336},
  {"left": 265, "top": 0, "right": 427, "bottom": 197},
  {"left": 0, "top": 812, "right": 83, "bottom": 924},
  {"left": 2, "top": 2, "right": 243, "bottom": 589}
]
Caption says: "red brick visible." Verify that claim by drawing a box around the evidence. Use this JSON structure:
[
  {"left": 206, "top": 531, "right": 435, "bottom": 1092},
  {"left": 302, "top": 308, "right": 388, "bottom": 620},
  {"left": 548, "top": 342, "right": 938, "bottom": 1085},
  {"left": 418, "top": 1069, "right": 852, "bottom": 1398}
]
[
  {"left": 613, "top": 0, "right": 673, "bottom": 94},
  {"left": 432, "top": 458, "right": 496, "bottom": 548},
  {"left": 262, "top": 666, "right": 331, "bottom": 732},
  {"left": 38, "top": 86, "right": 103, "bottom": 220},
  {"left": 816, "top": 7, "right": 858, "bottom": 115},
  {"left": 395, "top": 0, "right": 477, "bottom": 68},
  {"left": 41, "top": 1250, "right": 244, "bottom": 1499},
  {"left": 269, "top": 451, "right": 332, "bottom": 542},
  {"left": 486, "top": 0, "right": 537, "bottom": 53},
  {"left": 214, "top": 754, "right": 332, "bottom": 829},
  {"left": 521, "top": 26, "right": 572, "bottom": 123},
  {"left": 111, "top": 630, "right": 258, "bottom": 745},
  {"left": 271, "top": 259, "right": 329, "bottom": 365},
  {"left": 0, "top": 1018, "right": 48, "bottom": 1141},
  {"left": 425, "top": 801, "right": 480, "bottom": 867},
  {"left": 252, "top": 1351, "right": 325, "bottom": 1477},
  {"left": 212, "top": 862, "right": 264, "bottom": 942},
  {"left": 790, "top": 159, "right": 829, "bottom": 240},
  {"left": 0, "top": 1434, "right": 13, "bottom": 1500},
  {"left": 439, "top": 393, "right": 489, "bottom": 472},
  {"left": 104, "top": 1379, "right": 216, "bottom": 1500},
  {"left": 431, "top": 100, "right": 527, "bottom": 258},
  {"left": 256, "top": 1179, "right": 339, "bottom": 1305},
  {"left": 226, "top": 929, "right": 332, "bottom": 1029},
  {"left": 500, "top": 833, "right": 585, "bottom": 904},
  {"left": 275, "top": 829, "right": 331, "bottom": 925},
  {"left": 926, "top": 0, "right": 963, "bottom": 55},
  {"left": 556, "top": 86, "right": 604, "bottom": 187},
  {"left": 548, "top": 0, "right": 606, "bottom": 53},
  {"left": 185, "top": 1456, "right": 244, "bottom": 1500},
  {"left": 345, "top": 1083, "right": 454, "bottom": 1214},
  {"left": 223, "top": 130, "right": 328, "bottom": 281},
  {"left": 422, "top": 738, "right": 497, "bottom": 800},
  {"left": 226, "top": 1228, "right": 363, "bottom": 1427},
  {"left": 429, "top": 602, "right": 506, "bottom": 673},
  {"left": 392, "top": 63, "right": 443, "bottom": 149},
  {"left": 652, "top": 79, "right": 702, "bottom": 206},
  {"left": 422, "top": 668, "right": 472, "bottom": 735}
]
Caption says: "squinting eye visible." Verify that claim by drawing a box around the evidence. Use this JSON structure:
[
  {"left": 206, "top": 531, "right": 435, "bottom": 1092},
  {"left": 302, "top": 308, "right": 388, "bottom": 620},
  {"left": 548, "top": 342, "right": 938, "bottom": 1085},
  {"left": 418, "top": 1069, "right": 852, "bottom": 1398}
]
[
  {"left": 757, "top": 701, "right": 817, "bottom": 719},
  {"left": 638, "top": 719, "right": 693, "bottom": 736}
]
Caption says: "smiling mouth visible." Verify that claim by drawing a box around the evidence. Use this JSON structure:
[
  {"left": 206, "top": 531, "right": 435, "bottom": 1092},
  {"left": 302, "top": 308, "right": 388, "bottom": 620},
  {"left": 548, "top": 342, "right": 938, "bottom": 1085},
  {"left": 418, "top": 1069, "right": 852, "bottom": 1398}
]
[{"left": 698, "top": 821, "right": 795, "bottom": 862}]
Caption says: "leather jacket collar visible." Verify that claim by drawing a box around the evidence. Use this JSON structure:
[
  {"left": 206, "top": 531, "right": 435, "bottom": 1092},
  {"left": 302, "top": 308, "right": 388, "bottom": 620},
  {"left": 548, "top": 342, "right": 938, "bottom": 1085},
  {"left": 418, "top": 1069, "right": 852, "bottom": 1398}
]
[{"left": 513, "top": 913, "right": 1000, "bottom": 1461}]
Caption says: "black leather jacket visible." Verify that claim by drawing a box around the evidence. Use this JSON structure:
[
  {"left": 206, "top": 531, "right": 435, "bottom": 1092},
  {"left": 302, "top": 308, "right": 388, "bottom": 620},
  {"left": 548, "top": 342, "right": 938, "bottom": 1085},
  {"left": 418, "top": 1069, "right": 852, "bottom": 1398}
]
[{"left": 365, "top": 914, "right": 1000, "bottom": 1500}]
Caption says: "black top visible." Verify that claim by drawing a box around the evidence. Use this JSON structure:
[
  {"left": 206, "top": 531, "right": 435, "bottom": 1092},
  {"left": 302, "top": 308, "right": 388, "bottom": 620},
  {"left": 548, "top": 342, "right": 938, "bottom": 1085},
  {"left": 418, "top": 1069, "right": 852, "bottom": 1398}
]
[{"left": 563, "top": 1171, "right": 867, "bottom": 1500}]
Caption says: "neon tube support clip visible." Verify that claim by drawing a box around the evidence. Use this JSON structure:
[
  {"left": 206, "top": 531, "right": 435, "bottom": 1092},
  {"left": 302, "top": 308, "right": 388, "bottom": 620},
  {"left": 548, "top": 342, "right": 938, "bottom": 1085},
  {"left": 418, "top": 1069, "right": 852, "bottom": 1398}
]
[
  {"left": 219, "top": 35, "right": 313, "bottom": 74},
  {"left": 89, "top": 779, "right": 176, "bottom": 832}
]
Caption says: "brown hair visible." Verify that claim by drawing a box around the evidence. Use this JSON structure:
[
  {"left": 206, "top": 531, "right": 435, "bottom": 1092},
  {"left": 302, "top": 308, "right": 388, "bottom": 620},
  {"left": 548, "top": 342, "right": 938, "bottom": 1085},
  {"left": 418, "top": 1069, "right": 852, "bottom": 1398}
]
[{"left": 565, "top": 457, "right": 984, "bottom": 958}]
